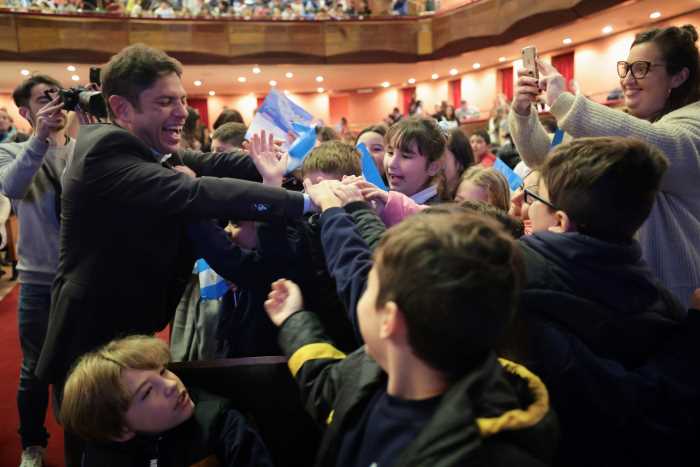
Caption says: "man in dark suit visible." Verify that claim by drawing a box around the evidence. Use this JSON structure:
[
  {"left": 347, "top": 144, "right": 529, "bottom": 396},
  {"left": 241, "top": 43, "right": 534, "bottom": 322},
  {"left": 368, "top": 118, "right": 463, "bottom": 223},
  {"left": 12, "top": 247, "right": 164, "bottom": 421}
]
[{"left": 35, "top": 45, "right": 308, "bottom": 454}]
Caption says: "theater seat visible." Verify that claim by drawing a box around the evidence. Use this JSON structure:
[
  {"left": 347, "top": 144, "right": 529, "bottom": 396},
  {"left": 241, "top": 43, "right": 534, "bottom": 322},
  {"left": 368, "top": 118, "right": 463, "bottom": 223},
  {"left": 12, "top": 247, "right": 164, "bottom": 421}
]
[{"left": 170, "top": 356, "right": 320, "bottom": 467}]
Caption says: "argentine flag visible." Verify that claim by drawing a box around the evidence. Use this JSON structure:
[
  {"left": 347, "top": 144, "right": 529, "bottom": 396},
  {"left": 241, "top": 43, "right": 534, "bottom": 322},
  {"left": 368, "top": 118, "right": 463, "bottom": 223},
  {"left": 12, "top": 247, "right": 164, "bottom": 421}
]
[{"left": 195, "top": 259, "right": 229, "bottom": 300}]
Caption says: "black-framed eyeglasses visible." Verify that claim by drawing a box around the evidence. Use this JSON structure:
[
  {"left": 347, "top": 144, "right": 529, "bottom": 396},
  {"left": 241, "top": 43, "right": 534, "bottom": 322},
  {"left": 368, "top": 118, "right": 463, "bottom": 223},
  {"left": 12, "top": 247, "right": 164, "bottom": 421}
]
[
  {"left": 524, "top": 188, "right": 557, "bottom": 210},
  {"left": 617, "top": 61, "right": 665, "bottom": 79}
]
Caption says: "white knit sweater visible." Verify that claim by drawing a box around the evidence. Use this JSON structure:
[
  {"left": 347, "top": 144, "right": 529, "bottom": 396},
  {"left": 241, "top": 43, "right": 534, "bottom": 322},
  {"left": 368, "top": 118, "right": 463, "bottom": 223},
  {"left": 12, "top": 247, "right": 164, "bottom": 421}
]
[{"left": 508, "top": 93, "right": 700, "bottom": 308}]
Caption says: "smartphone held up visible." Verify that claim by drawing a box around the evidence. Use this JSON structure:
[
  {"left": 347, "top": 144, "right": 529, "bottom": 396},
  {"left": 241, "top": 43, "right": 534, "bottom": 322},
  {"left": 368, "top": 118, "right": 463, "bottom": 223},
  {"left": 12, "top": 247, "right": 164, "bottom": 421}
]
[{"left": 521, "top": 46, "right": 538, "bottom": 80}]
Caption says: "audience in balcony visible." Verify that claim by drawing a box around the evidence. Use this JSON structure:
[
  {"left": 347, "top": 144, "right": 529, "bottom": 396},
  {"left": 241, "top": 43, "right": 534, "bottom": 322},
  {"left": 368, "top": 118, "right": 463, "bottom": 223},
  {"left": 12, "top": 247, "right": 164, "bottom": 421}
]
[{"left": 2, "top": 0, "right": 435, "bottom": 18}]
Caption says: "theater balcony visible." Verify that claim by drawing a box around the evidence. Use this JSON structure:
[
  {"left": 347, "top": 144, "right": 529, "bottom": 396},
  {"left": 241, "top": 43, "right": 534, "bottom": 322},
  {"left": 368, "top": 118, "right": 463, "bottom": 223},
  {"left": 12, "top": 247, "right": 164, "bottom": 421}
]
[{"left": 0, "top": 0, "right": 624, "bottom": 65}]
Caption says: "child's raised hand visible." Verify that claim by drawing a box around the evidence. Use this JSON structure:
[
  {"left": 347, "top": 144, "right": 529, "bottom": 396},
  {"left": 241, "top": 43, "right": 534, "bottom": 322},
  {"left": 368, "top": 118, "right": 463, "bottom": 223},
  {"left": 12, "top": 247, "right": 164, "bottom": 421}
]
[
  {"left": 303, "top": 178, "right": 343, "bottom": 211},
  {"left": 331, "top": 182, "right": 364, "bottom": 206},
  {"left": 264, "top": 279, "right": 304, "bottom": 327}
]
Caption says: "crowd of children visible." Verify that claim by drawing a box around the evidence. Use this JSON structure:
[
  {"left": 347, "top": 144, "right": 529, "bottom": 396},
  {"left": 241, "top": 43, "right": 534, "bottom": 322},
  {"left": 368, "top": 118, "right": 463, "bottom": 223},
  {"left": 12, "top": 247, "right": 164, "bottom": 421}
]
[{"left": 4, "top": 22, "right": 700, "bottom": 467}]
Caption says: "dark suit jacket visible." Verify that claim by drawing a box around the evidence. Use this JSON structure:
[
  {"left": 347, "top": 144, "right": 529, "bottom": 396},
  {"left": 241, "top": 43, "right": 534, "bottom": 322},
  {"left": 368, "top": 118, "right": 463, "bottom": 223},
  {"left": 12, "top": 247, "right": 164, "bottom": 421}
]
[{"left": 36, "top": 124, "right": 304, "bottom": 383}]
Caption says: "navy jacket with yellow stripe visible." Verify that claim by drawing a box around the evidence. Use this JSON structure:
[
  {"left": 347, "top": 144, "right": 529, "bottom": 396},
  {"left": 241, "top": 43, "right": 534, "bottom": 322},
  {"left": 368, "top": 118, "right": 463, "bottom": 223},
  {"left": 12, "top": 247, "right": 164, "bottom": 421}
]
[{"left": 279, "top": 311, "right": 559, "bottom": 467}]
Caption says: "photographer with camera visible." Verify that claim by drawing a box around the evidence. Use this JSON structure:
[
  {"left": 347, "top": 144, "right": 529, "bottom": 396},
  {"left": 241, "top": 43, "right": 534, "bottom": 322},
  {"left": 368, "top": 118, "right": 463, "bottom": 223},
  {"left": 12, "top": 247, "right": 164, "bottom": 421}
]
[
  {"left": 34, "top": 44, "right": 310, "bottom": 466},
  {"left": 0, "top": 74, "right": 90, "bottom": 467}
]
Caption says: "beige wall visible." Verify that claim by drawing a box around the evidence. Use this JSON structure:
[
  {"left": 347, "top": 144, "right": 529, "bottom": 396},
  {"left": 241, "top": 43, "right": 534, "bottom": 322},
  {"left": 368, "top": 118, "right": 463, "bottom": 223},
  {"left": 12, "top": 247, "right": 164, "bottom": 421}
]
[{"left": 206, "top": 91, "right": 330, "bottom": 129}]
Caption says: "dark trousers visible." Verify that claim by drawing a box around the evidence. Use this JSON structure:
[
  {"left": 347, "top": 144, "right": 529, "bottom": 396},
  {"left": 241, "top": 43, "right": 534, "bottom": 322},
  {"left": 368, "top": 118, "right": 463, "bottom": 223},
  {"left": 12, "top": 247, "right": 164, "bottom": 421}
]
[{"left": 17, "top": 283, "right": 51, "bottom": 449}]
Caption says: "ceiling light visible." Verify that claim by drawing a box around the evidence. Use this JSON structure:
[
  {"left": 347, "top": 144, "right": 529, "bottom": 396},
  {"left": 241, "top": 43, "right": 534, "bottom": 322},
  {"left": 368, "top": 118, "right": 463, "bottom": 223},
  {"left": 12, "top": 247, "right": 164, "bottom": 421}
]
[
  {"left": 563, "top": 37, "right": 572, "bottom": 45},
  {"left": 602, "top": 25, "right": 613, "bottom": 34},
  {"left": 194, "top": 80, "right": 203, "bottom": 86},
  {"left": 252, "top": 66, "right": 261, "bottom": 74},
  {"left": 237, "top": 76, "right": 247, "bottom": 83},
  {"left": 285, "top": 72, "right": 293, "bottom": 78},
  {"left": 431, "top": 73, "right": 439, "bottom": 80},
  {"left": 472, "top": 63, "right": 481, "bottom": 70},
  {"left": 316, "top": 75, "right": 324, "bottom": 83},
  {"left": 71, "top": 75, "right": 80, "bottom": 81},
  {"left": 269, "top": 80, "right": 277, "bottom": 86},
  {"left": 317, "top": 87, "right": 324, "bottom": 93},
  {"left": 208, "top": 90, "right": 216, "bottom": 96},
  {"left": 407, "top": 78, "right": 416, "bottom": 84},
  {"left": 449, "top": 68, "right": 458, "bottom": 76},
  {"left": 649, "top": 11, "right": 661, "bottom": 19},
  {"left": 498, "top": 57, "right": 506, "bottom": 63},
  {"left": 20, "top": 69, "right": 30, "bottom": 76},
  {"left": 283, "top": 90, "right": 290, "bottom": 95},
  {"left": 66, "top": 65, "right": 76, "bottom": 72},
  {"left": 381, "top": 81, "right": 390, "bottom": 88}
]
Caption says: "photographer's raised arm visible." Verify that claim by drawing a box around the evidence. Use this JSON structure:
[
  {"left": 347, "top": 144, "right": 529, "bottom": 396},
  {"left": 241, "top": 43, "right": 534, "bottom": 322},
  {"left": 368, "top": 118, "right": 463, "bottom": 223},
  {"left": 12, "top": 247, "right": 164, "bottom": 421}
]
[{"left": 0, "top": 96, "right": 66, "bottom": 198}]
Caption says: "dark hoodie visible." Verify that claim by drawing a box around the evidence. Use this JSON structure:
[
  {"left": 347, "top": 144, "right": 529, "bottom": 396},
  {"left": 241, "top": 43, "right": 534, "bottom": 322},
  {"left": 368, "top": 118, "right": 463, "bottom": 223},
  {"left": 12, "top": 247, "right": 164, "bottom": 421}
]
[
  {"left": 510, "top": 231, "right": 688, "bottom": 467},
  {"left": 516, "top": 231, "right": 685, "bottom": 368}
]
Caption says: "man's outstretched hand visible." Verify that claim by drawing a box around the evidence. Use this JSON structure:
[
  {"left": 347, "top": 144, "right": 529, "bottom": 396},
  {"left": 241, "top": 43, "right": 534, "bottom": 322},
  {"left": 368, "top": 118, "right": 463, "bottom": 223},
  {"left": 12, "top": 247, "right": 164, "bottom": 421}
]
[{"left": 249, "top": 129, "right": 287, "bottom": 187}]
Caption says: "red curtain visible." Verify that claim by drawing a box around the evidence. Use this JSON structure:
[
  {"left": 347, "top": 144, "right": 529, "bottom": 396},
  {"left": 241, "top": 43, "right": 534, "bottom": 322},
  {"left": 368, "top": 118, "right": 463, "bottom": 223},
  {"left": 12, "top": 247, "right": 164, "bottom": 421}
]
[
  {"left": 449, "top": 79, "right": 461, "bottom": 108},
  {"left": 498, "top": 67, "right": 513, "bottom": 102},
  {"left": 552, "top": 52, "right": 575, "bottom": 92},
  {"left": 256, "top": 96, "right": 265, "bottom": 110},
  {"left": 188, "top": 98, "right": 209, "bottom": 129},
  {"left": 401, "top": 87, "right": 415, "bottom": 115}
]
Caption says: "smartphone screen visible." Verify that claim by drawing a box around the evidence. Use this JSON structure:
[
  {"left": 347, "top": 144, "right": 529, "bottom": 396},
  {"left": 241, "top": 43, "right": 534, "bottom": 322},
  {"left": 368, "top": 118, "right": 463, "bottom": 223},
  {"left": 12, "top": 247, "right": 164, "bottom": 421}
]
[{"left": 521, "top": 46, "right": 538, "bottom": 80}]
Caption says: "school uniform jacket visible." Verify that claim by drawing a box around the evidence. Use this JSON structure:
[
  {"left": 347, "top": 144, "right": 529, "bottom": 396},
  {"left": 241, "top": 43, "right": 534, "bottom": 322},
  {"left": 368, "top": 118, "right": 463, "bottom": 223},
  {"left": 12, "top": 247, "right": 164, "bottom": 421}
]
[{"left": 279, "top": 311, "right": 559, "bottom": 467}]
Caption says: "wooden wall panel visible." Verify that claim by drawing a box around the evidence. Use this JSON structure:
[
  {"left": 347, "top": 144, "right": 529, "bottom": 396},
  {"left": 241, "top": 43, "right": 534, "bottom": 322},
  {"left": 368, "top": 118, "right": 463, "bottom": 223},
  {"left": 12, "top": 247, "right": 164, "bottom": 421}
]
[
  {"left": 0, "top": 14, "right": 18, "bottom": 53},
  {"left": 0, "top": 0, "right": 625, "bottom": 63},
  {"left": 324, "top": 21, "right": 418, "bottom": 57},
  {"left": 15, "top": 15, "right": 126, "bottom": 54},
  {"left": 227, "top": 22, "right": 325, "bottom": 58},
  {"left": 129, "top": 20, "right": 229, "bottom": 57}
]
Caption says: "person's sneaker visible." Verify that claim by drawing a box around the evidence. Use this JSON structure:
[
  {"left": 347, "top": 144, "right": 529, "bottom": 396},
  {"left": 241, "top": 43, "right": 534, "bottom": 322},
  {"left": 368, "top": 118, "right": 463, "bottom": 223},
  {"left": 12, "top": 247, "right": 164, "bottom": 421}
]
[{"left": 19, "top": 446, "right": 44, "bottom": 467}]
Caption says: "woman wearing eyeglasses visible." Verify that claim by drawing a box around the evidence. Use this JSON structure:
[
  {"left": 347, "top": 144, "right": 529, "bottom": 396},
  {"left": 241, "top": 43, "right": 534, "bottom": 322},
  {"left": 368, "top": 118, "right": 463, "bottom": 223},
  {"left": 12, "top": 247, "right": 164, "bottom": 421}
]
[{"left": 508, "top": 24, "right": 700, "bottom": 308}]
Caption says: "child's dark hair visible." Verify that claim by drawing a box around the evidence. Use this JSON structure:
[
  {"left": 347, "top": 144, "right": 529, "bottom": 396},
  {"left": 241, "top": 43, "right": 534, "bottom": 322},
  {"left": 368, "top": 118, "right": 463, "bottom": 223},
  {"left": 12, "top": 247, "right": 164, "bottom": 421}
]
[
  {"left": 458, "top": 200, "right": 524, "bottom": 238},
  {"left": 470, "top": 128, "right": 491, "bottom": 145},
  {"left": 385, "top": 117, "right": 445, "bottom": 163},
  {"left": 423, "top": 202, "right": 525, "bottom": 239},
  {"left": 447, "top": 127, "right": 474, "bottom": 169},
  {"left": 632, "top": 25, "right": 699, "bottom": 117},
  {"left": 355, "top": 124, "right": 388, "bottom": 144},
  {"left": 374, "top": 211, "right": 524, "bottom": 377},
  {"left": 301, "top": 140, "right": 361, "bottom": 179},
  {"left": 438, "top": 128, "right": 474, "bottom": 200},
  {"left": 541, "top": 137, "right": 668, "bottom": 242},
  {"left": 213, "top": 108, "right": 245, "bottom": 129}
]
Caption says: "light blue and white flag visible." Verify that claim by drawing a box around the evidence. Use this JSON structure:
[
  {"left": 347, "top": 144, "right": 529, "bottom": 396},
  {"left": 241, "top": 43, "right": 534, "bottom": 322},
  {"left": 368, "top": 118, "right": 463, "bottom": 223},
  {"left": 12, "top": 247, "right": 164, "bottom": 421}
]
[
  {"left": 195, "top": 259, "right": 229, "bottom": 300},
  {"left": 287, "top": 122, "right": 318, "bottom": 173},
  {"left": 245, "top": 88, "right": 314, "bottom": 173},
  {"left": 493, "top": 157, "right": 524, "bottom": 191},
  {"left": 356, "top": 142, "right": 388, "bottom": 191}
]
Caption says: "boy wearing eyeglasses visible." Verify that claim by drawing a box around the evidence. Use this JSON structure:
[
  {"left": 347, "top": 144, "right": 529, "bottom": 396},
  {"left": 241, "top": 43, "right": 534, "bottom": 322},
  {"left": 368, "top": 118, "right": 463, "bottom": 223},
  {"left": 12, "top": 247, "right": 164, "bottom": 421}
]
[{"left": 509, "top": 136, "right": 689, "bottom": 467}]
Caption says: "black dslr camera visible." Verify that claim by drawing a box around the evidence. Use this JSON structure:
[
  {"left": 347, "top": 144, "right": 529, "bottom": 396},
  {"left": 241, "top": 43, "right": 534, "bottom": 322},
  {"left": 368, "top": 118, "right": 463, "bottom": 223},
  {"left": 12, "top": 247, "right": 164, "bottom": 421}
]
[
  {"left": 56, "top": 87, "right": 107, "bottom": 119},
  {"left": 52, "top": 67, "right": 108, "bottom": 119}
]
